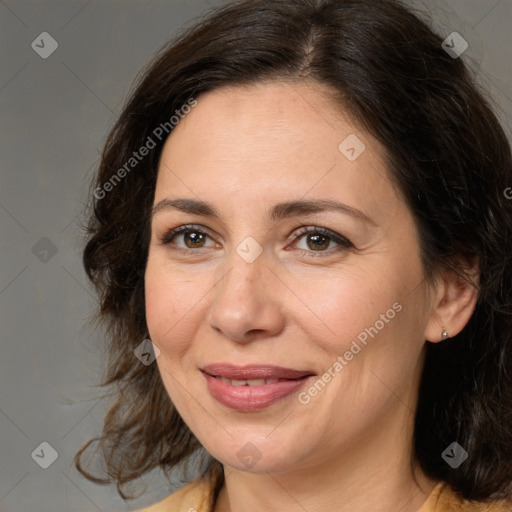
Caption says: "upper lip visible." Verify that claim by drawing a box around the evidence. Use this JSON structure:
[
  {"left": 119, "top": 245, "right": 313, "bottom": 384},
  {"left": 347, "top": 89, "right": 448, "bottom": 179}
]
[{"left": 202, "top": 364, "right": 316, "bottom": 380}]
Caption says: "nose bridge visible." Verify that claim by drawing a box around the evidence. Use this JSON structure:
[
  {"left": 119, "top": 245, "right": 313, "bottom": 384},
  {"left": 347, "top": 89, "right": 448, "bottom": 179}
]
[
  {"left": 220, "top": 232, "right": 267, "bottom": 296},
  {"left": 218, "top": 243, "right": 267, "bottom": 312},
  {"left": 207, "top": 241, "right": 283, "bottom": 341}
]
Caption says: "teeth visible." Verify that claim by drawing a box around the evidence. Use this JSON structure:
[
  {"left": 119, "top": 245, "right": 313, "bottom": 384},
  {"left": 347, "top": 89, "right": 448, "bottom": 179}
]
[
  {"left": 217, "top": 377, "right": 280, "bottom": 386},
  {"left": 247, "top": 379, "right": 266, "bottom": 386}
]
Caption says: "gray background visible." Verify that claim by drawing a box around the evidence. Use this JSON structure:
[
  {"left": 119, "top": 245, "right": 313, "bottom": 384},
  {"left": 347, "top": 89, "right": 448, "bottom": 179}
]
[{"left": 0, "top": 1, "right": 511, "bottom": 511}]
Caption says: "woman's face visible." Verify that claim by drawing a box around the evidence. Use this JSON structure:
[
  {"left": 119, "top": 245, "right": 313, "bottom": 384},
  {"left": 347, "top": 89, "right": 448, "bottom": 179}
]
[{"left": 145, "top": 81, "right": 437, "bottom": 475}]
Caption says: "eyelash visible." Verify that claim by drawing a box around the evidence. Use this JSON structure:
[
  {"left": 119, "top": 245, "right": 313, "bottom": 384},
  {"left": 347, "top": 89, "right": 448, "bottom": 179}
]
[{"left": 158, "top": 224, "right": 354, "bottom": 258}]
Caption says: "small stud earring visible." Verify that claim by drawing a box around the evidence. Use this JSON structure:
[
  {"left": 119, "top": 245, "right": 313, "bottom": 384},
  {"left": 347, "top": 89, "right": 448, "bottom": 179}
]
[{"left": 441, "top": 328, "right": 449, "bottom": 340}]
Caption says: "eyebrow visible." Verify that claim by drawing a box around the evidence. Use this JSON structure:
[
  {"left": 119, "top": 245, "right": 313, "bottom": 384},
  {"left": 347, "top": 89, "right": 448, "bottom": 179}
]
[{"left": 152, "top": 198, "right": 377, "bottom": 226}]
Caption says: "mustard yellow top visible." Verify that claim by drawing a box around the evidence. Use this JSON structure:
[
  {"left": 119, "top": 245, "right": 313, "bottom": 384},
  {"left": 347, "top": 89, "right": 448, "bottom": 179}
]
[{"left": 136, "top": 475, "right": 512, "bottom": 512}]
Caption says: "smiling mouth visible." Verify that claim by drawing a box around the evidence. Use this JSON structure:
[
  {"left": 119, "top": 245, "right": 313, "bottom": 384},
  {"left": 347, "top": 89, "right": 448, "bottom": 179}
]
[{"left": 201, "top": 364, "right": 316, "bottom": 411}]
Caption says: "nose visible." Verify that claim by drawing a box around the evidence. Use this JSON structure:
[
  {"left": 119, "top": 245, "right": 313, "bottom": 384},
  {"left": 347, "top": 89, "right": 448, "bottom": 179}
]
[{"left": 206, "top": 249, "right": 286, "bottom": 345}]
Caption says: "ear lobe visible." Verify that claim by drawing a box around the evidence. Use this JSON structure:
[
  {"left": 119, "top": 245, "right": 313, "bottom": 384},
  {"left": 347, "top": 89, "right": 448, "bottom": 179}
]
[{"left": 424, "top": 264, "right": 479, "bottom": 343}]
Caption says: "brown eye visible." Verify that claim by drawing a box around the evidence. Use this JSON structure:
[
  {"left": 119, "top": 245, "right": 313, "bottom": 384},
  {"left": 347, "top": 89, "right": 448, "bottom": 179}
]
[
  {"left": 304, "top": 233, "right": 330, "bottom": 251},
  {"left": 160, "top": 225, "right": 217, "bottom": 251},
  {"left": 181, "top": 231, "right": 206, "bottom": 248},
  {"left": 291, "top": 226, "right": 353, "bottom": 255}
]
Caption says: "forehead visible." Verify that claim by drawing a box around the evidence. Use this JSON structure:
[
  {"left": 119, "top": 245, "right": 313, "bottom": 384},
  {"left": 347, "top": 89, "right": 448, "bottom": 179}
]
[
  {"left": 161, "top": 81, "right": 363, "bottom": 161},
  {"left": 154, "top": 81, "right": 400, "bottom": 220}
]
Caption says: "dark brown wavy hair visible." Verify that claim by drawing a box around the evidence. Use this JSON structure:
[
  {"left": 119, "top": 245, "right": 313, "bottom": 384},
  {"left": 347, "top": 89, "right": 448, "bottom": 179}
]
[{"left": 74, "top": 0, "right": 512, "bottom": 504}]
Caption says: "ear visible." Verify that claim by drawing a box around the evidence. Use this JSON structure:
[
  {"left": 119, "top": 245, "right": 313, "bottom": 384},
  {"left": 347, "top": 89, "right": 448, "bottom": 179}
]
[{"left": 424, "top": 260, "right": 479, "bottom": 343}]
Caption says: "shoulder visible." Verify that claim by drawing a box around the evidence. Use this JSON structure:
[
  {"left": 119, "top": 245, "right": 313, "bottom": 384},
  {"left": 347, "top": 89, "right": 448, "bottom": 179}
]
[
  {"left": 420, "top": 482, "right": 512, "bottom": 512},
  {"left": 134, "top": 476, "right": 212, "bottom": 512}
]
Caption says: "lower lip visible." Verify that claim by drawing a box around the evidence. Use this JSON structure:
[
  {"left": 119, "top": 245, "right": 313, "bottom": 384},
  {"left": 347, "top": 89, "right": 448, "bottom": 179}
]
[{"left": 202, "top": 372, "right": 314, "bottom": 411}]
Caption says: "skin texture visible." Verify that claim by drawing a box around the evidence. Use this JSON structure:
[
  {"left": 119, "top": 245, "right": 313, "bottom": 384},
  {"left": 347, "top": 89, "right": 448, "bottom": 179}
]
[{"left": 144, "top": 81, "right": 478, "bottom": 512}]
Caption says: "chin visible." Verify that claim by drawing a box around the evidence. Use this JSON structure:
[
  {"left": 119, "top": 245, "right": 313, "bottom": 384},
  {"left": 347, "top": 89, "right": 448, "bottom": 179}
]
[{"left": 203, "top": 430, "right": 310, "bottom": 474}]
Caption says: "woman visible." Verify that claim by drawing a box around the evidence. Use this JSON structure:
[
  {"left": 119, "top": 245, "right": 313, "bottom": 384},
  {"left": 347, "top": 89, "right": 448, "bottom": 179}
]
[{"left": 74, "top": 1, "right": 512, "bottom": 511}]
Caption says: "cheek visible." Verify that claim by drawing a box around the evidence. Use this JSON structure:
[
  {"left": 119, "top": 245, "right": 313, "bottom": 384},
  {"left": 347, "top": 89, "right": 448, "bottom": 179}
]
[
  {"left": 145, "top": 266, "right": 172, "bottom": 335},
  {"left": 298, "top": 257, "right": 425, "bottom": 371},
  {"left": 145, "top": 256, "right": 182, "bottom": 348},
  {"left": 144, "top": 254, "right": 211, "bottom": 355},
  {"left": 295, "top": 268, "right": 396, "bottom": 351}
]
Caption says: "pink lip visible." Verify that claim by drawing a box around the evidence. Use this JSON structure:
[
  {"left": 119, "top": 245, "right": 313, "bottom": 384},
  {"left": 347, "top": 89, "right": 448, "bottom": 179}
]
[{"left": 201, "top": 364, "right": 316, "bottom": 411}]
